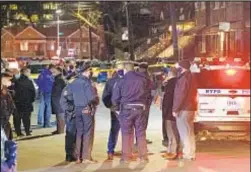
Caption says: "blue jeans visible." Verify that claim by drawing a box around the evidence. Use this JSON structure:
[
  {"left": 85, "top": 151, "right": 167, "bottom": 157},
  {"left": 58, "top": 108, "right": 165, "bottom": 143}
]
[
  {"left": 75, "top": 107, "right": 95, "bottom": 160},
  {"left": 37, "top": 92, "right": 52, "bottom": 127},
  {"left": 107, "top": 111, "right": 120, "bottom": 154}
]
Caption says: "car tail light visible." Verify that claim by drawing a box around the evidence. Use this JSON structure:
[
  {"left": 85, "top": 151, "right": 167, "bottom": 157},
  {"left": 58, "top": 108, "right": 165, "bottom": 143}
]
[{"left": 225, "top": 69, "right": 236, "bottom": 76}]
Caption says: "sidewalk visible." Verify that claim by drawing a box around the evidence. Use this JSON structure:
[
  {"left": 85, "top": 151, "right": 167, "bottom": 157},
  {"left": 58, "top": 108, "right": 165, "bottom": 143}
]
[{"left": 17, "top": 130, "right": 250, "bottom": 172}]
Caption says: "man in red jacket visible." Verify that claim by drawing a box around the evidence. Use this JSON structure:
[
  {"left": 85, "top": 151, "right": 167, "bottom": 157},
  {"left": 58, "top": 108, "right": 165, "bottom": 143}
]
[{"left": 172, "top": 60, "right": 197, "bottom": 161}]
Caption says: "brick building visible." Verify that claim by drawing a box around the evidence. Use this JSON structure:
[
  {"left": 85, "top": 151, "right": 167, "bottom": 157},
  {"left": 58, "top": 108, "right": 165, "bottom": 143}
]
[
  {"left": 194, "top": 2, "right": 250, "bottom": 59},
  {"left": 1, "top": 24, "right": 103, "bottom": 59}
]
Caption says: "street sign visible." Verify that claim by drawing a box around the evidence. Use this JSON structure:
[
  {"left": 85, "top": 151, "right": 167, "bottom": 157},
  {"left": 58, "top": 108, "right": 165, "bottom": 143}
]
[
  {"left": 219, "top": 22, "right": 230, "bottom": 32},
  {"left": 68, "top": 49, "right": 75, "bottom": 56},
  {"left": 59, "top": 32, "right": 64, "bottom": 36}
]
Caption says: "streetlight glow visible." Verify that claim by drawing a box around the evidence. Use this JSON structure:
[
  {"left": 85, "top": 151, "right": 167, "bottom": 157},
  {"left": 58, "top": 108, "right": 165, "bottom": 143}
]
[{"left": 56, "top": 9, "right": 62, "bottom": 14}]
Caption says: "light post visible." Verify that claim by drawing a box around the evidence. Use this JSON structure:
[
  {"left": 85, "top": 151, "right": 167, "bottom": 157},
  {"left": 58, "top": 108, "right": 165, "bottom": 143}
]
[{"left": 56, "top": 9, "right": 62, "bottom": 57}]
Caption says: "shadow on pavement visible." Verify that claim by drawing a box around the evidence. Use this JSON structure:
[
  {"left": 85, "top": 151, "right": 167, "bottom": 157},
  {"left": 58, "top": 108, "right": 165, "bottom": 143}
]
[
  {"left": 15, "top": 133, "right": 53, "bottom": 142},
  {"left": 94, "top": 161, "right": 147, "bottom": 172}
]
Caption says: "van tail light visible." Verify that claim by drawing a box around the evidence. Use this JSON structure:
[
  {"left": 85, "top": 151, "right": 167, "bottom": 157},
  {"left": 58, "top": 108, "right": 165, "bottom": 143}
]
[{"left": 225, "top": 69, "right": 236, "bottom": 76}]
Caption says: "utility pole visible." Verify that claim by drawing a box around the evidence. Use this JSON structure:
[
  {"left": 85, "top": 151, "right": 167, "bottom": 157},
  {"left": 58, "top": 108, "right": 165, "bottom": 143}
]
[
  {"left": 169, "top": 2, "right": 179, "bottom": 61},
  {"left": 79, "top": 21, "right": 83, "bottom": 58},
  {"left": 125, "top": 1, "right": 134, "bottom": 61},
  {"left": 88, "top": 26, "right": 93, "bottom": 60}
]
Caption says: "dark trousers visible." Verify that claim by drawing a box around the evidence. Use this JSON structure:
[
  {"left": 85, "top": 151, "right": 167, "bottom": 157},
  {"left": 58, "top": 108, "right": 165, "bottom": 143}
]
[
  {"left": 162, "top": 119, "right": 168, "bottom": 141},
  {"left": 65, "top": 117, "right": 76, "bottom": 159},
  {"left": 65, "top": 131, "right": 76, "bottom": 159},
  {"left": 13, "top": 109, "right": 22, "bottom": 135},
  {"left": 107, "top": 111, "right": 120, "bottom": 154},
  {"left": 75, "top": 107, "right": 95, "bottom": 160},
  {"left": 14, "top": 110, "right": 31, "bottom": 135},
  {"left": 4, "top": 122, "right": 13, "bottom": 140},
  {"left": 56, "top": 113, "right": 65, "bottom": 134}
]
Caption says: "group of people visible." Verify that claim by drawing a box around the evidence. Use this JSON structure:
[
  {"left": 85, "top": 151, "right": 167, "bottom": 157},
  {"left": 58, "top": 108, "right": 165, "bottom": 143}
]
[{"left": 0, "top": 58, "right": 198, "bottom": 165}]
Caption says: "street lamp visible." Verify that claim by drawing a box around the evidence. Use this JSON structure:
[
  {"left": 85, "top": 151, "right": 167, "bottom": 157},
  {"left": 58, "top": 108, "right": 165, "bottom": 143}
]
[{"left": 56, "top": 9, "right": 62, "bottom": 57}]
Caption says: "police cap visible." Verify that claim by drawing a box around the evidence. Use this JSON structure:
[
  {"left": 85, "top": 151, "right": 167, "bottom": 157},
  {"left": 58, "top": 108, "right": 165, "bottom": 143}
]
[
  {"left": 139, "top": 62, "right": 148, "bottom": 69},
  {"left": 78, "top": 62, "right": 91, "bottom": 73}
]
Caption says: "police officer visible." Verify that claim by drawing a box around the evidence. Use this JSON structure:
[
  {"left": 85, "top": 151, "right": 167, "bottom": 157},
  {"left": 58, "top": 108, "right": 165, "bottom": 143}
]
[
  {"left": 102, "top": 62, "right": 124, "bottom": 160},
  {"left": 65, "top": 63, "right": 99, "bottom": 164},
  {"left": 112, "top": 61, "right": 151, "bottom": 163},
  {"left": 138, "top": 62, "right": 153, "bottom": 144},
  {"left": 60, "top": 82, "right": 76, "bottom": 162}
]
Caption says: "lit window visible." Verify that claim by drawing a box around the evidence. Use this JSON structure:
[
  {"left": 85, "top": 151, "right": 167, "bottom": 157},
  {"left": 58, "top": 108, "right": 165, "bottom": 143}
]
[
  {"left": 10, "top": 4, "right": 18, "bottom": 10},
  {"left": 201, "top": 36, "right": 206, "bottom": 53},
  {"left": 195, "top": 2, "right": 201, "bottom": 11},
  {"left": 201, "top": 2, "right": 206, "bottom": 10},
  {"left": 20, "top": 41, "right": 28, "bottom": 51},
  {"left": 51, "top": 43, "right": 55, "bottom": 51},
  {"left": 50, "top": 3, "right": 57, "bottom": 10},
  {"left": 214, "top": 2, "right": 220, "bottom": 9},
  {"left": 43, "top": 3, "right": 50, "bottom": 10},
  {"left": 43, "top": 14, "right": 53, "bottom": 20},
  {"left": 31, "top": 14, "right": 39, "bottom": 23}
]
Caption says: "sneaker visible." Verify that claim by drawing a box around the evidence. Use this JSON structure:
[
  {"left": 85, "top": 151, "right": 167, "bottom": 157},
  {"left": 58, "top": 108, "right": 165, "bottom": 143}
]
[
  {"left": 120, "top": 159, "right": 130, "bottom": 164},
  {"left": 17, "top": 133, "right": 25, "bottom": 137},
  {"left": 26, "top": 133, "right": 32, "bottom": 136},
  {"left": 146, "top": 139, "right": 153, "bottom": 144},
  {"left": 140, "top": 157, "right": 149, "bottom": 163},
  {"left": 107, "top": 153, "right": 114, "bottom": 161},
  {"left": 163, "top": 153, "right": 178, "bottom": 160},
  {"left": 76, "top": 159, "right": 81, "bottom": 164},
  {"left": 82, "top": 159, "right": 98, "bottom": 164},
  {"left": 162, "top": 140, "right": 168, "bottom": 147}
]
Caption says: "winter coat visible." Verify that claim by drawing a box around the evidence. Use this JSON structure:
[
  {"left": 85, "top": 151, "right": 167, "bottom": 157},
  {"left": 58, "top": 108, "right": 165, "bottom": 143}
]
[
  {"left": 102, "top": 73, "right": 121, "bottom": 108},
  {"left": 0, "top": 88, "right": 15, "bottom": 127},
  {"left": 172, "top": 71, "right": 198, "bottom": 112},
  {"left": 51, "top": 74, "right": 67, "bottom": 114},
  {"left": 162, "top": 77, "right": 177, "bottom": 121},
  {"left": 36, "top": 68, "right": 54, "bottom": 93},
  {"left": 14, "top": 74, "right": 36, "bottom": 113}
]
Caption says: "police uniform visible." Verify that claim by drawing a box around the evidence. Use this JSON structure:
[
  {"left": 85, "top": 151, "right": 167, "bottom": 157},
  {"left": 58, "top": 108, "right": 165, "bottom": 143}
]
[
  {"left": 60, "top": 79, "right": 76, "bottom": 162},
  {"left": 112, "top": 62, "right": 151, "bottom": 163},
  {"left": 66, "top": 64, "right": 98, "bottom": 162}
]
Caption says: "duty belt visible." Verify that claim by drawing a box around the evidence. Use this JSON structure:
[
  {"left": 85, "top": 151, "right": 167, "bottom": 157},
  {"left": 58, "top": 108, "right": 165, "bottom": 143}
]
[{"left": 122, "top": 104, "right": 146, "bottom": 111}]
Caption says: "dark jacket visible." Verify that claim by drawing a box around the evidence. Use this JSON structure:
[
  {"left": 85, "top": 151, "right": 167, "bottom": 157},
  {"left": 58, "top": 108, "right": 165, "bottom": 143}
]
[
  {"left": 112, "top": 71, "right": 151, "bottom": 110},
  {"left": 37, "top": 68, "right": 54, "bottom": 93},
  {"left": 14, "top": 74, "right": 36, "bottom": 113},
  {"left": 1, "top": 88, "right": 15, "bottom": 127},
  {"left": 51, "top": 74, "right": 67, "bottom": 114},
  {"left": 172, "top": 71, "right": 197, "bottom": 112},
  {"left": 60, "top": 85, "right": 76, "bottom": 132},
  {"left": 67, "top": 75, "right": 98, "bottom": 108},
  {"left": 162, "top": 77, "right": 177, "bottom": 121},
  {"left": 102, "top": 73, "right": 122, "bottom": 108}
]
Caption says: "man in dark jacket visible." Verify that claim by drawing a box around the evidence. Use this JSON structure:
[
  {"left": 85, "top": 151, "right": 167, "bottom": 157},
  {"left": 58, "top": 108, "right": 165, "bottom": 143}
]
[
  {"left": 37, "top": 65, "right": 54, "bottom": 127},
  {"left": 161, "top": 67, "right": 179, "bottom": 160},
  {"left": 67, "top": 63, "right": 99, "bottom": 163},
  {"left": 1, "top": 73, "right": 16, "bottom": 140},
  {"left": 102, "top": 63, "right": 124, "bottom": 160},
  {"left": 14, "top": 68, "right": 36, "bottom": 136},
  {"left": 138, "top": 62, "right": 153, "bottom": 144},
  {"left": 112, "top": 62, "right": 151, "bottom": 164},
  {"left": 172, "top": 60, "right": 197, "bottom": 161},
  {"left": 60, "top": 82, "right": 77, "bottom": 162},
  {"left": 51, "top": 67, "right": 67, "bottom": 134}
]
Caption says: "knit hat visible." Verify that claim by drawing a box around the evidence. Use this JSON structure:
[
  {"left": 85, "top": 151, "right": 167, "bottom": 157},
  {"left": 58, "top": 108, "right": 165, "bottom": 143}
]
[
  {"left": 178, "top": 60, "right": 191, "bottom": 70},
  {"left": 78, "top": 63, "right": 91, "bottom": 73},
  {"left": 139, "top": 62, "right": 148, "bottom": 69}
]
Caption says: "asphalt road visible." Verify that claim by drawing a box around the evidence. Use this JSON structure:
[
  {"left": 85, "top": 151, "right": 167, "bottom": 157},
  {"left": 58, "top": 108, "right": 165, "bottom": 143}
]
[{"left": 12, "top": 83, "right": 250, "bottom": 172}]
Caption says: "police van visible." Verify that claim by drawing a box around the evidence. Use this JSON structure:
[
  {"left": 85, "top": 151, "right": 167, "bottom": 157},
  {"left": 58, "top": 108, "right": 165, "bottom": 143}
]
[{"left": 192, "top": 57, "right": 250, "bottom": 132}]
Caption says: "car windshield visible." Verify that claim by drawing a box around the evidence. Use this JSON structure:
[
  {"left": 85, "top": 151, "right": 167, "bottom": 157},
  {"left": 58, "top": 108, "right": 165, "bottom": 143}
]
[
  {"left": 29, "top": 64, "right": 48, "bottom": 74},
  {"left": 195, "top": 69, "right": 250, "bottom": 89}
]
